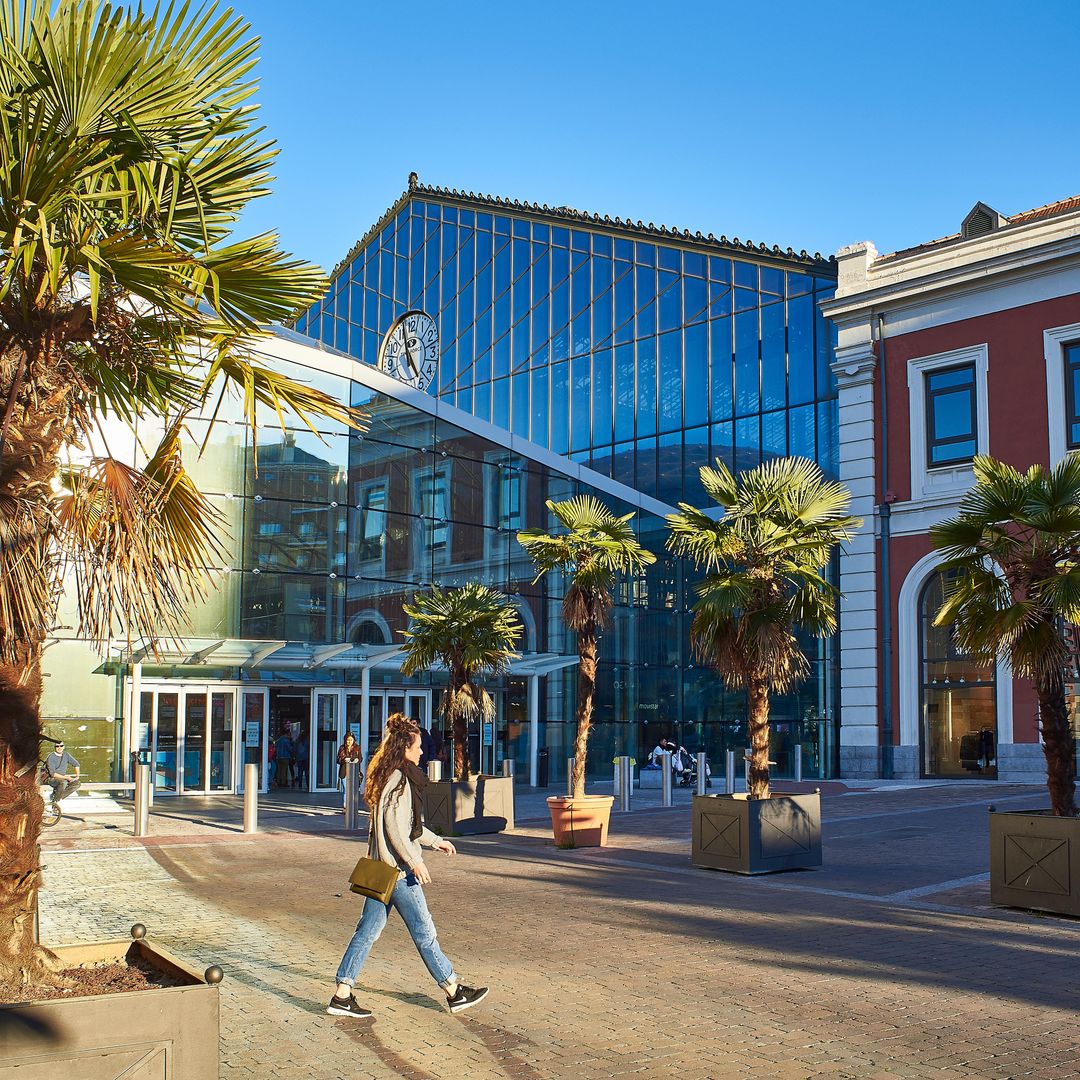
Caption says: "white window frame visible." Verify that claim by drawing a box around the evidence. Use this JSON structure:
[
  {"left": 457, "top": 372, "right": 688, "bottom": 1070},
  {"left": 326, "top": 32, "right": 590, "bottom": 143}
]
[
  {"left": 907, "top": 343, "right": 989, "bottom": 502},
  {"left": 355, "top": 478, "right": 388, "bottom": 569},
  {"left": 412, "top": 463, "right": 453, "bottom": 570},
  {"left": 483, "top": 453, "right": 526, "bottom": 562},
  {"left": 1043, "top": 320, "right": 1080, "bottom": 467}
]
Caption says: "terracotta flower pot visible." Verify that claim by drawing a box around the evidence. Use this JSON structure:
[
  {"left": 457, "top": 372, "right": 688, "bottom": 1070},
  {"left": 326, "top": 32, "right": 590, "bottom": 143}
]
[{"left": 547, "top": 794, "right": 615, "bottom": 848}]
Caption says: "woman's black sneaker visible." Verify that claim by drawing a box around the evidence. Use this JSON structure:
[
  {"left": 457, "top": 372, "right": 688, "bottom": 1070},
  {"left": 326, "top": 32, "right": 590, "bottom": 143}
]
[
  {"left": 327, "top": 993, "right": 371, "bottom": 1017},
  {"left": 447, "top": 984, "right": 489, "bottom": 1014}
]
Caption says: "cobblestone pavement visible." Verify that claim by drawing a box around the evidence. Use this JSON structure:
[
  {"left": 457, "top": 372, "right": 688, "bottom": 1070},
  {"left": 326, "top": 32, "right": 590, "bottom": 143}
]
[{"left": 34, "top": 782, "right": 1080, "bottom": 1079}]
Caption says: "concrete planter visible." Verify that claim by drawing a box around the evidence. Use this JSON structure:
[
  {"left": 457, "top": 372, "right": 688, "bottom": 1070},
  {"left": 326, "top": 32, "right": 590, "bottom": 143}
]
[
  {"left": 423, "top": 775, "right": 515, "bottom": 835},
  {"left": 692, "top": 791, "right": 822, "bottom": 874},
  {"left": 1, "top": 928, "right": 221, "bottom": 1078},
  {"left": 989, "top": 807, "right": 1080, "bottom": 916}
]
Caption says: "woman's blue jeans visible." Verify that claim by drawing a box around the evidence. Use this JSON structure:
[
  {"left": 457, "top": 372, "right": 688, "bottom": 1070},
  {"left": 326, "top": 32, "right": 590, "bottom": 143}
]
[{"left": 335, "top": 872, "right": 456, "bottom": 990}]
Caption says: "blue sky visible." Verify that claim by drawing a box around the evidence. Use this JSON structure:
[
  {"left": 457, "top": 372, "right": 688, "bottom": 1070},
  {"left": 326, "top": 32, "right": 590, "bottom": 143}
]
[{"left": 237, "top": 0, "right": 1080, "bottom": 274}]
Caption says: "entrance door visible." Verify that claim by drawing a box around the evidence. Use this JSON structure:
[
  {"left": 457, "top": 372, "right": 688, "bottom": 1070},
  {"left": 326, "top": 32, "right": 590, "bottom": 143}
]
[
  {"left": 154, "top": 691, "right": 179, "bottom": 794},
  {"left": 313, "top": 690, "right": 342, "bottom": 791},
  {"left": 238, "top": 689, "right": 268, "bottom": 793}
]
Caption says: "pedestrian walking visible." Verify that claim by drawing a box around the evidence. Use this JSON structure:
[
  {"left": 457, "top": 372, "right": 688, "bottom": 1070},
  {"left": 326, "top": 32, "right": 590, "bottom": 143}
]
[
  {"left": 294, "top": 734, "right": 310, "bottom": 789},
  {"left": 336, "top": 732, "right": 363, "bottom": 809},
  {"left": 274, "top": 729, "right": 293, "bottom": 789},
  {"left": 328, "top": 712, "right": 488, "bottom": 1018}
]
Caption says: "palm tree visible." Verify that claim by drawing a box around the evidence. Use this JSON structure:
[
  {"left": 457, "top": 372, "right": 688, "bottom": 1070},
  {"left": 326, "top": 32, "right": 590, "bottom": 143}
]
[
  {"left": 518, "top": 496, "right": 655, "bottom": 800},
  {"left": 0, "top": 1, "right": 361, "bottom": 992},
  {"left": 931, "top": 455, "right": 1080, "bottom": 817},
  {"left": 666, "top": 458, "right": 860, "bottom": 800},
  {"left": 400, "top": 584, "right": 523, "bottom": 782}
]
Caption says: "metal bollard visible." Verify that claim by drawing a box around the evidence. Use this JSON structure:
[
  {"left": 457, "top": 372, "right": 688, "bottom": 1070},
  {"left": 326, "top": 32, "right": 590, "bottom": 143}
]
[
  {"left": 344, "top": 760, "right": 360, "bottom": 832},
  {"left": 660, "top": 751, "right": 673, "bottom": 807},
  {"left": 744, "top": 747, "right": 751, "bottom": 790},
  {"left": 134, "top": 764, "right": 150, "bottom": 837},
  {"left": 427, "top": 760, "right": 443, "bottom": 783},
  {"left": 616, "top": 755, "right": 632, "bottom": 812},
  {"left": 795, "top": 744, "right": 803, "bottom": 783},
  {"left": 725, "top": 749, "right": 736, "bottom": 794},
  {"left": 501, "top": 759, "right": 515, "bottom": 779},
  {"left": 696, "top": 752, "right": 708, "bottom": 796},
  {"left": 243, "top": 764, "right": 258, "bottom": 834},
  {"left": 566, "top": 757, "right": 576, "bottom": 796}
]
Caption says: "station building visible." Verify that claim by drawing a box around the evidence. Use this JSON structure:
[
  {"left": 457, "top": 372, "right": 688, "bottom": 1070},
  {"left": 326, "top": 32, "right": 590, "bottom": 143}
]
[
  {"left": 41, "top": 176, "right": 843, "bottom": 792},
  {"left": 823, "top": 195, "right": 1080, "bottom": 781}
]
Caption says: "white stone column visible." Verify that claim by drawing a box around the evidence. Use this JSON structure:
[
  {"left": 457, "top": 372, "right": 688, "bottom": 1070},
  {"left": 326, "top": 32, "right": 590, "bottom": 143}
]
[{"left": 832, "top": 338, "right": 880, "bottom": 778}]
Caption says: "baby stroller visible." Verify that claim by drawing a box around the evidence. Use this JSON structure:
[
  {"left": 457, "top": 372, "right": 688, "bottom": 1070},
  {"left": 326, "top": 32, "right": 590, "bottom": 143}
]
[{"left": 675, "top": 747, "right": 711, "bottom": 788}]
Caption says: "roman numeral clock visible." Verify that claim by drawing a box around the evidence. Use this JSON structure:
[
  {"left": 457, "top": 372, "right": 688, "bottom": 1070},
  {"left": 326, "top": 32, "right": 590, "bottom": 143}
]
[{"left": 378, "top": 310, "right": 439, "bottom": 392}]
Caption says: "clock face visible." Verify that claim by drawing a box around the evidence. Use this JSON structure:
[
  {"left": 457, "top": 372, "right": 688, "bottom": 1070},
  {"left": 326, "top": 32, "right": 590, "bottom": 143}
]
[{"left": 378, "top": 310, "right": 439, "bottom": 391}]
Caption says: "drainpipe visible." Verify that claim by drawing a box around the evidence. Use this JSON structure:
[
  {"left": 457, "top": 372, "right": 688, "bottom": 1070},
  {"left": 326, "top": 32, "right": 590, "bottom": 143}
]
[{"left": 877, "top": 312, "right": 894, "bottom": 779}]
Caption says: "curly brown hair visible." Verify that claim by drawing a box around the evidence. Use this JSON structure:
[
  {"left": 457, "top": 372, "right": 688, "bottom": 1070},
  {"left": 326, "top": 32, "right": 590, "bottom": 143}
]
[{"left": 363, "top": 712, "right": 420, "bottom": 810}]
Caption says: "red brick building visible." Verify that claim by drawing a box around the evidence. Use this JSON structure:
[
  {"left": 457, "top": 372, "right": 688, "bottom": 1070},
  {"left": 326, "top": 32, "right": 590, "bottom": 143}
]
[{"left": 822, "top": 197, "right": 1080, "bottom": 780}]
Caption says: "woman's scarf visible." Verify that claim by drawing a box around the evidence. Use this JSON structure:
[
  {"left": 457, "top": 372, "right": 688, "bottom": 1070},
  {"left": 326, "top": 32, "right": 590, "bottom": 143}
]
[{"left": 402, "top": 761, "right": 429, "bottom": 841}]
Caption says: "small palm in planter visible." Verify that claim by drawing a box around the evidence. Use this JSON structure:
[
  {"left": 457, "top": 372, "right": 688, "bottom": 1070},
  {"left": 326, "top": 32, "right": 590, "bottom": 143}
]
[
  {"left": 400, "top": 584, "right": 522, "bottom": 834},
  {"left": 0, "top": 0, "right": 360, "bottom": 1026},
  {"left": 518, "top": 496, "right": 655, "bottom": 847},
  {"left": 667, "top": 458, "right": 860, "bottom": 873},
  {"left": 931, "top": 455, "right": 1080, "bottom": 914}
]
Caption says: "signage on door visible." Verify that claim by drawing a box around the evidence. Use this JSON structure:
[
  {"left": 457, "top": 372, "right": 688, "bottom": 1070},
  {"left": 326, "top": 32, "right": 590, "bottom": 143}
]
[
  {"left": 482, "top": 722, "right": 494, "bottom": 747},
  {"left": 245, "top": 721, "right": 261, "bottom": 748}
]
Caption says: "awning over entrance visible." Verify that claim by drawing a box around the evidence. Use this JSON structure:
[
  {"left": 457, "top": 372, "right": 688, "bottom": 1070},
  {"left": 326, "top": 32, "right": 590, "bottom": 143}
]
[{"left": 109, "top": 637, "right": 579, "bottom": 677}]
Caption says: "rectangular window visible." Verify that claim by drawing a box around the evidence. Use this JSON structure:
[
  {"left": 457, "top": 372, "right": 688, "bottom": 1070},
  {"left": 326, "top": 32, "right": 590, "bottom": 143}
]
[
  {"left": 925, "top": 363, "right": 977, "bottom": 467},
  {"left": 357, "top": 485, "right": 387, "bottom": 562},
  {"left": 416, "top": 468, "right": 450, "bottom": 552},
  {"left": 495, "top": 462, "right": 523, "bottom": 532},
  {"left": 1066, "top": 343, "right": 1080, "bottom": 449}
]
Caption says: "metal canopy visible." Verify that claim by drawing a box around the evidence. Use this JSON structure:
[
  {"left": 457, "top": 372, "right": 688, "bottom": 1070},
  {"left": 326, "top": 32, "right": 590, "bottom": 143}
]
[{"left": 109, "top": 637, "right": 576, "bottom": 677}]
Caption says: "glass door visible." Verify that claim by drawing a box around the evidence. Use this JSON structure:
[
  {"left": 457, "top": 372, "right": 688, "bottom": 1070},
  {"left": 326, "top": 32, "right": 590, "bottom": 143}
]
[
  {"left": 155, "top": 692, "right": 179, "bottom": 794},
  {"left": 209, "top": 691, "right": 234, "bottom": 791},
  {"left": 406, "top": 692, "right": 429, "bottom": 730},
  {"left": 313, "top": 690, "right": 342, "bottom": 790},
  {"left": 182, "top": 691, "right": 208, "bottom": 792},
  {"left": 239, "top": 690, "right": 268, "bottom": 792},
  {"left": 367, "top": 693, "right": 384, "bottom": 765}
]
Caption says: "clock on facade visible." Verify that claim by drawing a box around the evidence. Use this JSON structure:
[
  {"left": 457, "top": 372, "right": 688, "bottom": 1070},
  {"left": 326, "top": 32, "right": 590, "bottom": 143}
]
[{"left": 378, "top": 310, "right": 439, "bottom": 391}]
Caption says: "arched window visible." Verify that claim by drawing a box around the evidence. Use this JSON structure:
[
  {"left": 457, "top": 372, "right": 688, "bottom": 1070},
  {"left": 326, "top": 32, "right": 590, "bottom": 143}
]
[{"left": 919, "top": 571, "right": 997, "bottom": 778}]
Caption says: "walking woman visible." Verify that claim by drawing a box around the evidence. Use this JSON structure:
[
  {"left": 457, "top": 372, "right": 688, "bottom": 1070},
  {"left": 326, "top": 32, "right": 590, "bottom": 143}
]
[{"left": 328, "top": 713, "right": 488, "bottom": 1018}]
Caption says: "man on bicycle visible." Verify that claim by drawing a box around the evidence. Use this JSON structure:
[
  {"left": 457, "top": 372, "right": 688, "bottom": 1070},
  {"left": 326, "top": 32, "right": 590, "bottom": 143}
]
[{"left": 43, "top": 741, "right": 81, "bottom": 804}]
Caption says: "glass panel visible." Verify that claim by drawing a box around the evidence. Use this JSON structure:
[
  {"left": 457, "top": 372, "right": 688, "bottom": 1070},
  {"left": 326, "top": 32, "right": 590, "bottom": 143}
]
[
  {"left": 710, "top": 316, "right": 732, "bottom": 421},
  {"left": 614, "top": 344, "right": 635, "bottom": 442},
  {"left": 183, "top": 692, "right": 207, "bottom": 792},
  {"left": 659, "top": 330, "right": 682, "bottom": 432},
  {"left": 209, "top": 692, "right": 234, "bottom": 792},
  {"left": 734, "top": 309, "right": 759, "bottom": 416},
  {"left": 155, "top": 692, "right": 178, "bottom": 793},
  {"left": 242, "top": 692, "right": 265, "bottom": 787},
  {"left": 684, "top": 323, "right": 708, "bottom": 428},
  {"left": 930, "top": 388, "right": 974, "bottom": 439},
  {"left": 761, "top": 299, "right": 786, "bottom": 411},
  {"left": 788, "top": 294, "right": 814, "bottom": 406},
  {"left": 636, "top": 338, "right": 656, "bottom": 437},
  {"left": 367, "top": 694, "right": 384, "bottom": 763},
  {"left": 315, "top": 693, "right": 339, "bottom": 789}
]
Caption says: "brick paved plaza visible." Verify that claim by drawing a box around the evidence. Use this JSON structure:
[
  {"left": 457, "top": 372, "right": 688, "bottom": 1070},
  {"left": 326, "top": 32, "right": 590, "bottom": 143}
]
[{"left": 30, "top": 783, "right": 1080, "bottom": 1079}]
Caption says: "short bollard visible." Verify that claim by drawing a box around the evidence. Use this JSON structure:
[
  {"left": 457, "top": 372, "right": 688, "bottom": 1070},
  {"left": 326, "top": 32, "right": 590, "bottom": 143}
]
[
  {"left": 744, "top": 747, "right": 752, "bottom": 790},
  {"left": 133, "top": 763, "right": 150, "bottom": 837},
  {"left": 696, "top": 752, "right": 708, "bottom": 796},
  {"left": 243, "top": 763, "right": 258, "bottom": 834},
  {"left": 344, "top": 760, "right": 361, "bottom": 832},
  {"left": 795, "top": 744, "right": 803, "bottom": 783},
  {"left": 566, "top": 757, "right": 575, "bottom": 796},
  {"left": 427, "top": 760, "right": 443, "bottom": 783},
  {"left": 616, "top": 755, "right": 632, "bottom": 812},
  {"left": 725, "top": 749, "right": 736, "bottom": 794},
  {"left": 660, "top": 751, "right": 673, "bottom": 807},
  {"left": 501, "top": 759, "right": 515, "bottom": 779}
]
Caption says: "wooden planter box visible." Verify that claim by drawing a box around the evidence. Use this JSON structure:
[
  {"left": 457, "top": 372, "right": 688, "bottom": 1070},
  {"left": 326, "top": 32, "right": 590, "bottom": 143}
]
[
  {"left": 691, "top": 791, "right": 822, "bottom": 874},
  {"left": 423, "top": 775, "right": 515, "bottom": 835},
  {"left": 989, "top": 807, "right": 1080, "bottom": 916},
  {"left": 1, "top": 932, "right": 221, "bottom": 1078}
]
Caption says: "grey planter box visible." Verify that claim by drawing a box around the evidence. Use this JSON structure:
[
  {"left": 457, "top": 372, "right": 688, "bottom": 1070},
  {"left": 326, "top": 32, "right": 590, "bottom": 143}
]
[
  {"left": 692, "top": 791, "right": 822, "bottom": 874},
  {"left": 989, "top": 807, "right": 1080, "bottom": 916},
  {"left": 424, "top": 775, "right": 515, "bottom": 835},
  {"left": 1, "top": 933, "right": 220, "bottom": 1078}
]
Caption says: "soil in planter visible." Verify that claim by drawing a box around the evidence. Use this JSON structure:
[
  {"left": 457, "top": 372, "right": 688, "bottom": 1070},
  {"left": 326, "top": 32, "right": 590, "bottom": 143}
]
[{"left": 8, "top": 955, "right": 188, "bottom": 1003}]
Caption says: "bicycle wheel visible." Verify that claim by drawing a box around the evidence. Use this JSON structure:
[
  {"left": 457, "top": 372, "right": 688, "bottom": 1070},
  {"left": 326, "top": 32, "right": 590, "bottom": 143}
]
[{"left": 41, "top": 800, "right": 61, "bottom": 828}]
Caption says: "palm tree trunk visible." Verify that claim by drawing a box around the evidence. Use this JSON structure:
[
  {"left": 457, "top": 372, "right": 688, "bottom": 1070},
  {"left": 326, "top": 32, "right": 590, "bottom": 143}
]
[
  {"left": 746, "top": 674, "right": 771, "bottom": 800},
  {"left": 448, "top": 669, "right": 472, "bottom": 783},
  {"left": 0, "top": 653, "right": 65, "bottom": 991},
  {"left": 1036, "top": 672, "right": 1078, "bottom": 817},
  {"left": 571, "top": 623, "right": 597, "bottom": 800}
]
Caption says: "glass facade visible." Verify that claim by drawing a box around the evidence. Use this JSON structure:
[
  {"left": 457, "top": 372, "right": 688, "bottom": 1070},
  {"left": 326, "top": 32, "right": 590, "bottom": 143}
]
[{"left": 288, "top": 188, "right": 843, "bottom": 780}]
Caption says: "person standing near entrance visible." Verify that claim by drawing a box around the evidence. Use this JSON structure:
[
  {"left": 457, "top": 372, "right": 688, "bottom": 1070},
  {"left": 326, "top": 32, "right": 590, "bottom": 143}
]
[
  {"left": 336, "top": 732, "right": 363, "bottom": 809},
  {"left": 294, "top": 733, "right": 310, "bottom": 789},
  {"left": 328, "top": 713, "right": 488, "bottom": 1018},
  {"left": 274, "top": 729, "right": 293, "bottom": 789}
]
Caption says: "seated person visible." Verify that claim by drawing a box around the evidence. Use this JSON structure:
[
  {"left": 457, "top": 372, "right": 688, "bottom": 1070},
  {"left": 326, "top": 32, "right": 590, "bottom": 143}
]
[
  {"left": 43, "top": 741, "right": 81, "bottom": 804},
  {"left": 649, "top": 737, "right": 673, "bottom": 767}
]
